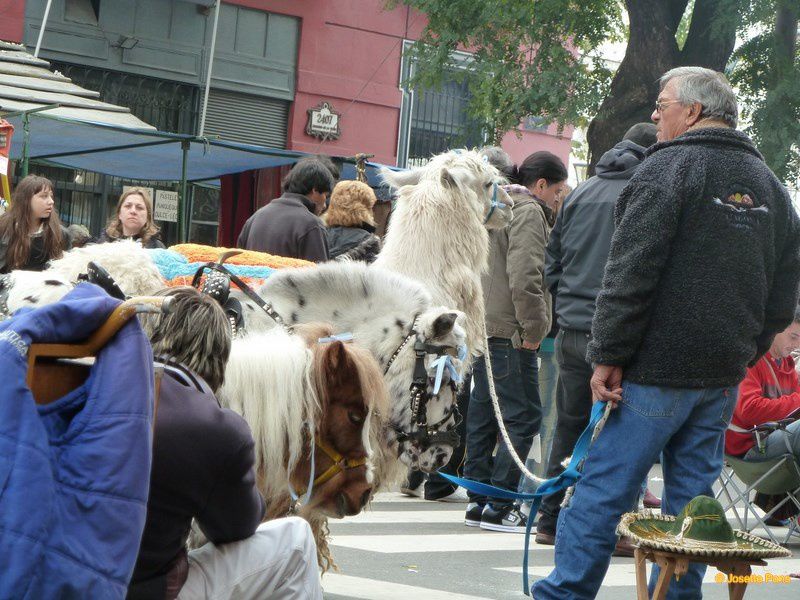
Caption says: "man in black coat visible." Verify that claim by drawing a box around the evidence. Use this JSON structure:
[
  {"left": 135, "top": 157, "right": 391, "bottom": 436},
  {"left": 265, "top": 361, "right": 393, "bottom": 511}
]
[
  {"left": 534, "top": 67, "right": 800, "bottom": 599},
  {"left": 535, "top": 123, "right": 657, "bottom": 546},
  {"left": 128, "top": 287, "right": 322, "bottom": 600},
  {"left": 237, "top": 158, "right": 334, "bottom": 262}
]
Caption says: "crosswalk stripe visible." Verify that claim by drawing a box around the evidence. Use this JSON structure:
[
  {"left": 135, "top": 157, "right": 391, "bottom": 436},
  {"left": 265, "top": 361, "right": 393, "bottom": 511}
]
[
  {"left": 334, "top": 509, "right": 466, "bottom": 524},
  {"left": 327, "top": 488, "right": 799, "bottom": 599},
  {"left": 330, "top": 532, "right": 544, "bottom": 553},
  {"left": 371, "top": 492, "right": 424, "bottom": 503},
  {"left": 322, "top": 574, "right": 493, "bottom": 599}
]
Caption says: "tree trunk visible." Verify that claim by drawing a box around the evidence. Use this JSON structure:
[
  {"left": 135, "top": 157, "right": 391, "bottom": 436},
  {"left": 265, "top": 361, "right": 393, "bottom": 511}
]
[
  {"left": 586, "top": 0, "right": 737, "bottom": 174},
  {"left": 758, "top": 2, "right": 798, "bottom": 179}
]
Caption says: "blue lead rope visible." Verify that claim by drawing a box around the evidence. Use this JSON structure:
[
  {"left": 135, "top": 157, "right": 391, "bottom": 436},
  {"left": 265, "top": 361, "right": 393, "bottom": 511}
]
[{"left": 440, "top": 400, "right": 608, "bottom": 595}]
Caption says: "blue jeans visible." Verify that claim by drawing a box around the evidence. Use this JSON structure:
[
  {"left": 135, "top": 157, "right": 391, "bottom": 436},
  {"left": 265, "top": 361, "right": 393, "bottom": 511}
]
[
  {"left": 744, "top": 419, "right": 800, "bottom": 463},
  {"left": 532, "top": 381, "right": 735, "bottom": 600},
  {"left": 465, "top": 337, "right": 542, "bottom": 509}
]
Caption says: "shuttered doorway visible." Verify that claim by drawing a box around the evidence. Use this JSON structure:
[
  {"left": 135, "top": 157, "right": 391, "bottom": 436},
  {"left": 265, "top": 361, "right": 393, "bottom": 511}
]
[{"left": 203, "top": 88, "right": 289, "bottom": 149}]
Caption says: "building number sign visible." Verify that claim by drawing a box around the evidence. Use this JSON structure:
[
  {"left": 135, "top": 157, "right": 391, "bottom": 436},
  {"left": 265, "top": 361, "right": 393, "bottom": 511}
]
[{"left": 306, "top": 102, "right": 341, "bottom": 140}]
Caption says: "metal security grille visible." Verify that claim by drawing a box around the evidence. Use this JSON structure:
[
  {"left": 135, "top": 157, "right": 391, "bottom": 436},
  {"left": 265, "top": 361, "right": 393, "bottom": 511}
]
[
  {"left": 203, "top": 88, "right": 288, "bottom": 148},
  {"left": 49, "top": 62, "right": 200, "bottom": 133},
  {"left": 406, "top": 72, "right": 486, "bottom": 168}
]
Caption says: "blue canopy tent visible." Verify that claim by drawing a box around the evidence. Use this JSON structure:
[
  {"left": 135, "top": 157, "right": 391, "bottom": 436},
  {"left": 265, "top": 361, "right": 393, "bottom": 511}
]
[{"left": 4, "top": 111, "right": 400, "bottom": 240}]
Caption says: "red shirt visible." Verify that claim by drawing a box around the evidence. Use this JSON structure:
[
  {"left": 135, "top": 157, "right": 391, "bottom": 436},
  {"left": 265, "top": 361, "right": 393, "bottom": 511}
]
[{"left": 725, "top": 353, "right": 800, "bottom": 456}]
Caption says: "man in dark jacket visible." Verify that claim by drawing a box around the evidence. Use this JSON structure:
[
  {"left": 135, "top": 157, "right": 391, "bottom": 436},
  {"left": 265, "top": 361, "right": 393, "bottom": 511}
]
[
  {"left": 534, "top": 67, "right": 800, "bottom": 599},
  {"left": 237, "top": 158, "right": 333, "bottom": 261},
  {"left": 129, "top": 287, "right": 322, "bottom": 600},
  {"left": 535, "top": 123, "right": 657, "bottom": 545}
]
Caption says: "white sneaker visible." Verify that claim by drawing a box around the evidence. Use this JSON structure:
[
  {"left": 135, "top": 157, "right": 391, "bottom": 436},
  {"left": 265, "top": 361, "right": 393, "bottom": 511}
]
[
  {"left": 434, "top": 486, "right": 469, "bottom": 503},
  {"left": 400, "top": 482, "right": 424, "bottom": 498}
]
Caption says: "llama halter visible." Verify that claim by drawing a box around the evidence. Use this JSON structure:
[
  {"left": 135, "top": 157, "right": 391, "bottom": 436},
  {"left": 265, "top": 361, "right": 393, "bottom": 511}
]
[
  {"left": 287, "top": 426, "right": 368, "bottom": 512},
  {"left": 383, "top": 317, "right": 464, "bottom": 451},
  {"left": 290, "top": 437, "right": 369, "bottom": 502},
  {"left": 480, "top": 153, "right": 504, "bottom": 224},
  {"left": 483, "top": 181, "right": 501, "bottom": 224}
]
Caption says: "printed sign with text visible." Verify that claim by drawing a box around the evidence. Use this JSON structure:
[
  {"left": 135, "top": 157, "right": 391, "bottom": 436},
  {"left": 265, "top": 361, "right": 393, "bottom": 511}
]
[{"left": 154, "top": 190, "right": 179, "bottom": 223}]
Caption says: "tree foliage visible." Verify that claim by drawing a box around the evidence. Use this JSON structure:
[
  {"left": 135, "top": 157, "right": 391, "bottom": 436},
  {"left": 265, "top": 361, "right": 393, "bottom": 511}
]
[
  {"left": 388, "top": 0, "right": 624, "bottom": 140},
  {"left": 394, "top": 0, "right": 800, "bottom": 181},
  {"left": 729, "top": 1, "right": 800, "bottom": 181}
]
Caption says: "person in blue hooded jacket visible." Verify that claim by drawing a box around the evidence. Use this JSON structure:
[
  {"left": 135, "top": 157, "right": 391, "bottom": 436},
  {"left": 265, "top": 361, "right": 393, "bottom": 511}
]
[{"left": 535, "top": 123, "right": 658, "bottom": 548}]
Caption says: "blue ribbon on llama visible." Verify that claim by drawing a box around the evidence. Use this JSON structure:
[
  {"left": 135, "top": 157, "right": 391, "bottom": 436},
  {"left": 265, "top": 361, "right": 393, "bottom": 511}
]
[
  {"left": 431, "top": 344, "right": 468, "bottom": 395},
  {"left": 317, "top": 332, "right": 354, "bottom": 344}
]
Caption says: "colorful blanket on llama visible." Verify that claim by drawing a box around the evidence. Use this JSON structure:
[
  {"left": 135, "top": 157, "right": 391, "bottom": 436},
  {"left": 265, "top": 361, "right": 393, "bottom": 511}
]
[{"left": 148, "top": 244, "right": 313, "bottom": 289}]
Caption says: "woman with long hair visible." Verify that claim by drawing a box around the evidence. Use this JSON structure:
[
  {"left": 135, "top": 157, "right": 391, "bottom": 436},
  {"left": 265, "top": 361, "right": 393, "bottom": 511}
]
[
  {"left": 0, "top": 175, "right": 71, "bottom": 273},
  {"left": 323, "top": 180, "right": 381, "bottom": 263},
  {"left": 99, "top": 187, "right": 165, "bottom": 249}
]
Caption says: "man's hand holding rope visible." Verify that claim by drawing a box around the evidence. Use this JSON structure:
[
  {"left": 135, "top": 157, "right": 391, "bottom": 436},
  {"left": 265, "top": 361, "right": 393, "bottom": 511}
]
[{"left": 590, "top": 364, "right": 623, "bottom": 409}]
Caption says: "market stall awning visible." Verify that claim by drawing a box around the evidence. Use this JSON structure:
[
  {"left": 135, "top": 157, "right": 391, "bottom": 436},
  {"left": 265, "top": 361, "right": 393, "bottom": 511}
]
[
  {"left": 0, "top": 41, "right": 155, "bottom": 130},
  {"left": 4, "top": 112, "right": 400, "bottom": 186}
]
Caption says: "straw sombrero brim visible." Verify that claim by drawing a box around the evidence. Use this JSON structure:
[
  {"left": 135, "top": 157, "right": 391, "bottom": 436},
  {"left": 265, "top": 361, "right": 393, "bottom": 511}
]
[{"left": 617, "top": 511, "right": 791, "bottom": 559}]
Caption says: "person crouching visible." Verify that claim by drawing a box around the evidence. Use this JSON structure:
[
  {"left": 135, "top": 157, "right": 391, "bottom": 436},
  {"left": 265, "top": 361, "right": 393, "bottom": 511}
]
[{"left": 129, "top": 286, "right": 322, "bottom": 600}]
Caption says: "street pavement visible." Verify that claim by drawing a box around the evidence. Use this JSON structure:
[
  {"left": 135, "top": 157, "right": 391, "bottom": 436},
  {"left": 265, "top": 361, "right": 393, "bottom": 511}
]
[{"left": 322, "top": 479, "right": 800, "bottom": 599}]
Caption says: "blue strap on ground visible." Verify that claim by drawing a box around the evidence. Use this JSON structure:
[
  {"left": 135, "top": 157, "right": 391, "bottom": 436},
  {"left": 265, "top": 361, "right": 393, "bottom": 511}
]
[{"left": 440, "top": 401, "right": 608, "bottom": 595}]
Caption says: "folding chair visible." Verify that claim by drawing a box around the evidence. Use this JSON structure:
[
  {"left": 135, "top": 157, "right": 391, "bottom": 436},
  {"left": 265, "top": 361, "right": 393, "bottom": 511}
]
[{"left": 717, "top": 418, "right": 800, "bottom": 545}]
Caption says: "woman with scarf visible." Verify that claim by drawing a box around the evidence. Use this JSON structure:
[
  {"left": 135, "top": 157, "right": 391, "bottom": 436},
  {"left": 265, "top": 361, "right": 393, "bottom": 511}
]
[{"left": 463, "top": 149, "right": 568, "bottom": 533}]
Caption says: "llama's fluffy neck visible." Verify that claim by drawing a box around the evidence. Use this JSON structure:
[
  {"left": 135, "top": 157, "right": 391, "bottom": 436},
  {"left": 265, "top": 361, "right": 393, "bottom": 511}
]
[{"left": 375, "top": 181, "right": 489, "bottom": 286}]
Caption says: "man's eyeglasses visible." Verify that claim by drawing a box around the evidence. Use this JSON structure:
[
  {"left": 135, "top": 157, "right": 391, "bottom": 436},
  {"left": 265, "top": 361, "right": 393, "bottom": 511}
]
[{"left": 654, "top": 99, "right": 681, "bottom": 113}]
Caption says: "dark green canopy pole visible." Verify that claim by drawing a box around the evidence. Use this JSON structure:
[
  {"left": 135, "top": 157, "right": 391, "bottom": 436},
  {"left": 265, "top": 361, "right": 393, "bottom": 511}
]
[
  {"left": 179, "top": 139, "right": 190, "bottom": 242},
  {"left": 20, "top": 112, "right": 30, "bottom": 178},
  {"left": 2, "top": 104, "right": 61, "bottom": 178}
]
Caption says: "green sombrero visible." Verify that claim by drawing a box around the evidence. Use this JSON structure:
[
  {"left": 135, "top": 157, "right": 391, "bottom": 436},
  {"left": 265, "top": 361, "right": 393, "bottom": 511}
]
[{"left": 616, "top": 495, "right": 791, "bottom": 559}]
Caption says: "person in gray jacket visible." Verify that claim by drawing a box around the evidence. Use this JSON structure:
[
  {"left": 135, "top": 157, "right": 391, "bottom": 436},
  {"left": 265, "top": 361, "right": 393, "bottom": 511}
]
[
  {"left": 535, "top": 123, "right": 658, "bottom": 546},
  {"left": 237, "top": 158, "right": 333, "bottom": 262},
  {"left": 464, "top": 149, "right": 567, "bottom": 533}
]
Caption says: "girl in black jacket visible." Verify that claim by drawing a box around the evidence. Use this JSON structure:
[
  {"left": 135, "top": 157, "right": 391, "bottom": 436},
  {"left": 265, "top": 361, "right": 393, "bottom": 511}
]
[{"left": 0, "top": 175, "right": 71, "bottom": 273}]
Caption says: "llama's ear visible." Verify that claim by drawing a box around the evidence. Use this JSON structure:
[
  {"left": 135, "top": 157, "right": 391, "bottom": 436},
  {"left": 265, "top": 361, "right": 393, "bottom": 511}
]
[
  {"left": 440, "top": 169, "right": 456, "bottom": 187},
  {"left": 439, "top": 165, "right": 474, "bottom": 194},
  {"left": 431, "top": 312, "right": 459, "bottom": 340},
  {"left": 380, "top": 167, "right": 421, "bottom": 189}
]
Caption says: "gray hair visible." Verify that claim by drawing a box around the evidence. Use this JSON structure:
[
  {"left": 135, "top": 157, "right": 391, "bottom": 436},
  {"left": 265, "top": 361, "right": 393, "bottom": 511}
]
[
  {"left": 659, "top": 66, "right": 738, "bottom": 128},
  {"left": 480, "top": 146, "right": 517, "bottom": 183},
  {"left": 141, "top": 286, "right": 232, "bottom": 393}
]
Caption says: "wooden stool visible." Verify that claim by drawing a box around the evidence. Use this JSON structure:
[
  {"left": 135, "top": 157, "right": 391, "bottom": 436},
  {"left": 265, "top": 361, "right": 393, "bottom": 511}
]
[{"left": 634, "top": 547, "right": 767, "bottom": 600}]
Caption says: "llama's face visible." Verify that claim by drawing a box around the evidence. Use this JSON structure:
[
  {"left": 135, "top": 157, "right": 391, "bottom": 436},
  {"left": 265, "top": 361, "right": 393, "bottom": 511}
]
[
  {"left": 380, "top": 149, "right": 514, "bottom": 231},
  {"left": 393, "top": 308, "right": 467, "bottom": 472}
]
